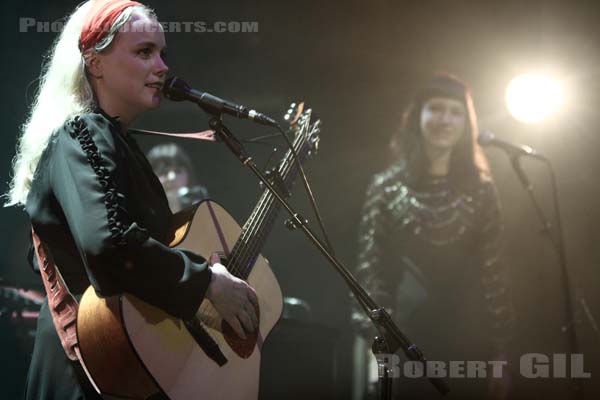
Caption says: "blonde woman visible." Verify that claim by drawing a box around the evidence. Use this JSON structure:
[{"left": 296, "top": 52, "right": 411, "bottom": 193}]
[{"left": 7, "top": 1, "right": 258, "bottom": 398}]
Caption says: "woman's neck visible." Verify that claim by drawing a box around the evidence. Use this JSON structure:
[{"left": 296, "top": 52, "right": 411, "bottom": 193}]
[
  {"left": 99, "top": 104, "right": 133, "bottom": 132},
  {"left": 94, "top": 92, "right": 137, "bottom": 133},
  {"left": 424, "top": 145, "right": 452, "bottom": 176}
]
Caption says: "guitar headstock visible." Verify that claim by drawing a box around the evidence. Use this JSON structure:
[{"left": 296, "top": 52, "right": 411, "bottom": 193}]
[{"left": 284, "top": 102, "right": 321, "bottom": 156}]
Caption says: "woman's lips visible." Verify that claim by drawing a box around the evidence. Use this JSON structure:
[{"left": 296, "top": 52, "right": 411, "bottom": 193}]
[
  {"left": 432, "top": 130, "right": 452, "bottom": 137},
  {"left": 146, "top": 83, "right": 163, "bottom": 91}
]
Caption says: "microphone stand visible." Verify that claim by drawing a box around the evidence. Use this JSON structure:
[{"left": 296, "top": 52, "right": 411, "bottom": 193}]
[
  {"left": 510, "top": 155, "right": 595, "bottom": 400},
  {"left": 206, "top": 113, "right": 450, "bottom": 399}
]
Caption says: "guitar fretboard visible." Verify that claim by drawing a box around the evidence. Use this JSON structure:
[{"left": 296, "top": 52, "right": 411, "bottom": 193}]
[{"left": 227, "top": 117, "right": 317, "bottom": 280}]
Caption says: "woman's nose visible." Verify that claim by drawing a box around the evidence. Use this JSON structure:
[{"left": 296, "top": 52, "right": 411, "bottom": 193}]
[
  {"left": 440, "top": 109, "right": 453, "bottom": 124},
  {"left": 155, "top": 55, "right": 169, "bottom": 77}
]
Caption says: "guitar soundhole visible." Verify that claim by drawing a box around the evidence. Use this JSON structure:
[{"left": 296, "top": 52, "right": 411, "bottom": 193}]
[{"left": 222, "top": 303, "right": 260, "bottom": 359}]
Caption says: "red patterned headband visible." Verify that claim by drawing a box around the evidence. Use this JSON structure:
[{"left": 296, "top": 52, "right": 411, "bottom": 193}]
[{"left": 79, "top": 0, "right": 142, "bottom": 52}]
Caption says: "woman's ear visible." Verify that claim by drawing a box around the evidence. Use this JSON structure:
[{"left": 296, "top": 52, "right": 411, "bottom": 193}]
[{"left": 84, "top": 51, "right": 103, "bottom": 79}]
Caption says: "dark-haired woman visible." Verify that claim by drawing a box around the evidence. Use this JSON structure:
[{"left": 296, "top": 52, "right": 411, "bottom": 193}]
[
  {"left": 146, "top": 143, "right": 209, "bottom": 213},
  {"left": 355, "top": 74, "right": 514, "bottom": 399}
]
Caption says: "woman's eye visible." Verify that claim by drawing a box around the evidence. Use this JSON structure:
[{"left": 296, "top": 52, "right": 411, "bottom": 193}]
[
  {"left": 451, "top": 108, "right": 465, "bottom": 117},
  {"left": 138, "top": 48, "right": 151, "bottom": 57}
]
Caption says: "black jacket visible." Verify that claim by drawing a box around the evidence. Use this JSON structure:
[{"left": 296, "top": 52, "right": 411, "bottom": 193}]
[{"left": 24, "top": 109, "right": 211, "bottom": 399}]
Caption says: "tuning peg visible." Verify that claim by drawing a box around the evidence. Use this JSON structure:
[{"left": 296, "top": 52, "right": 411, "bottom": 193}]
[{"left": 284, "top": 103, "right": 298, "bottom": 121}]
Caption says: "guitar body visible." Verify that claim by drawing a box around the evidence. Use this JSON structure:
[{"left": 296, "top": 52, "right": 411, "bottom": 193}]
[{"left": 77, "top": 200, "right": 283, "bottom": 399}]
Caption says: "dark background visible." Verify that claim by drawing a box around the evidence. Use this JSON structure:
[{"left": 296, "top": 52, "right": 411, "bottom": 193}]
[{"left": 1, "top": 0, "right": 599, "bottom": 399}]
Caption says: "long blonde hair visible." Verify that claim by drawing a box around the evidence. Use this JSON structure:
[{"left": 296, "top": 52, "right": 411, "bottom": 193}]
[{"left": 6, "top": 1, "right": 154, "bottom": 207}]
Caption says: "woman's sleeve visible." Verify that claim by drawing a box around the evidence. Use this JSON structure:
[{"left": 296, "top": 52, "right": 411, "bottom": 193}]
[
  {"left": 50, "top": 115, "right": 211, "bottom": 320},
  {"left": 478, "top": 182, "right": 515, "bottom": 352}
]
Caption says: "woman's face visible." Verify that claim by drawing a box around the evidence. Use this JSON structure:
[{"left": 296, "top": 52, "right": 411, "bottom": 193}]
[
  {"left": 90, "top": 13, "right": 168, "bottom": 120},
  {"left": 419, "top": 97, "right": 467, "bottom": 152},
  {"left": 157, "top": 165, "right": 190, "bottom": 193}
]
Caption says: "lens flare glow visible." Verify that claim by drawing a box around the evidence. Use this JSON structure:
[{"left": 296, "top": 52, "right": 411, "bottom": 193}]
[{"left": 505, "top": 74, "right": 564, "bottom": 124}]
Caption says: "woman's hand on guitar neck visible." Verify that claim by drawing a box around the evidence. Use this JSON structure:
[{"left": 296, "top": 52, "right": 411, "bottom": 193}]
[{"left": 205, "top": 263, "right": 259, "bottom": 339}]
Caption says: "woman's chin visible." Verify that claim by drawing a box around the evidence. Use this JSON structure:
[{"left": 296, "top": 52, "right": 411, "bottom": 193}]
[{"left": 148, "top": 96, "right": 162, "bottom": 109}]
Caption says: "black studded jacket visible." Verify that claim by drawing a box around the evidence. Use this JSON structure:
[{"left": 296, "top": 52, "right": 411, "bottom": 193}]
[
  {"left": 355, "top": 162, "right": 514, "bottom": 357},
  {"left": 23, "top": 109, "right": 212, "bottom": 399}
]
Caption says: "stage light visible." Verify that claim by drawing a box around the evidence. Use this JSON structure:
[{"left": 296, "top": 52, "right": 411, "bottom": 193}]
[{"left": 505, "top": 73, "right": 564, "bottom": 124}]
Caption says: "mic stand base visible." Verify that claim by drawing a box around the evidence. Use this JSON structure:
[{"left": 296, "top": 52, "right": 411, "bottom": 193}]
[{"left": 373, "top": 336, "right": 393, "bottom": 400}]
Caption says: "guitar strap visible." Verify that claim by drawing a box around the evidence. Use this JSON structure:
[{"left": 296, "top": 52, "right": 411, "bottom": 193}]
[
  {"left": 129, "top": 128, "right": 216, "bottom": 141},
  {"left": 31, "top": 227, "right": 101, "bottom": 393},
  {"left": 31, "top": 227, "right": 79, "bottom": 360}
]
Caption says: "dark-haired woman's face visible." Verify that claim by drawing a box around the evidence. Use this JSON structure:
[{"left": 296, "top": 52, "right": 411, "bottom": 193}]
[
  {"left": 156, "top": 165, "right": 190, "bottom": 193},
  {"left": 420, "top": 97, "right": 467, "bottom": 152}
]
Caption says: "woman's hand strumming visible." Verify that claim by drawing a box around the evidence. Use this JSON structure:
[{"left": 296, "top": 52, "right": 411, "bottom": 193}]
[{"left": 204, "top": 263, "right": 259, "bottom": 339}]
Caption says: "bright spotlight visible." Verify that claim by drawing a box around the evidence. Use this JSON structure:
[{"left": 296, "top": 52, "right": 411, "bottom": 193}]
[{"left": 505, "top": 73, "right": 564, "bottom": 124}]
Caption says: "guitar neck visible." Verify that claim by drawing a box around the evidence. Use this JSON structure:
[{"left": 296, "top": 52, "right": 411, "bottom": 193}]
[{"left": 228, "top": 125, "right": 314, "bottom": 280}]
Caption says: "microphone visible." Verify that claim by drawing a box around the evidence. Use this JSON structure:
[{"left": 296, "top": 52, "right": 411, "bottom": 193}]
[
  {"left": 478, "top": 130, "right": 547, "bottom": 190},
  {"left": 478, "top": 130, "right": 545, "bottom": 160},
  {"left": 162, "top": 76, "right": 279, "bottom": 128}
]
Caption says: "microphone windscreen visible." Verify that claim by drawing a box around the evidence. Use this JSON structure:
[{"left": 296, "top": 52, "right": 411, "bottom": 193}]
[{"left": 162, "top": 77, "right": 190, "bottom": 101}]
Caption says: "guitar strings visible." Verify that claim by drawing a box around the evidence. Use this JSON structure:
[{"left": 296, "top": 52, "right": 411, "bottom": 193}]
[
  {"left": 232, "top": 116, "right": 311, "bottom": 279},
  {"left": 198, "top": 176, "right": 280, "bottom": 326},
  {"left": 229, "top": 118, "right": 308, "bottom": 278},
  {"left": 227, "top": 118, "right": 307, "bottom": 277},
  {"left": 197, "top": 115, "right": 311, "bottom": 326},
  {"left": 240, "top": 116, "right": 318, "bottom": 275}
]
